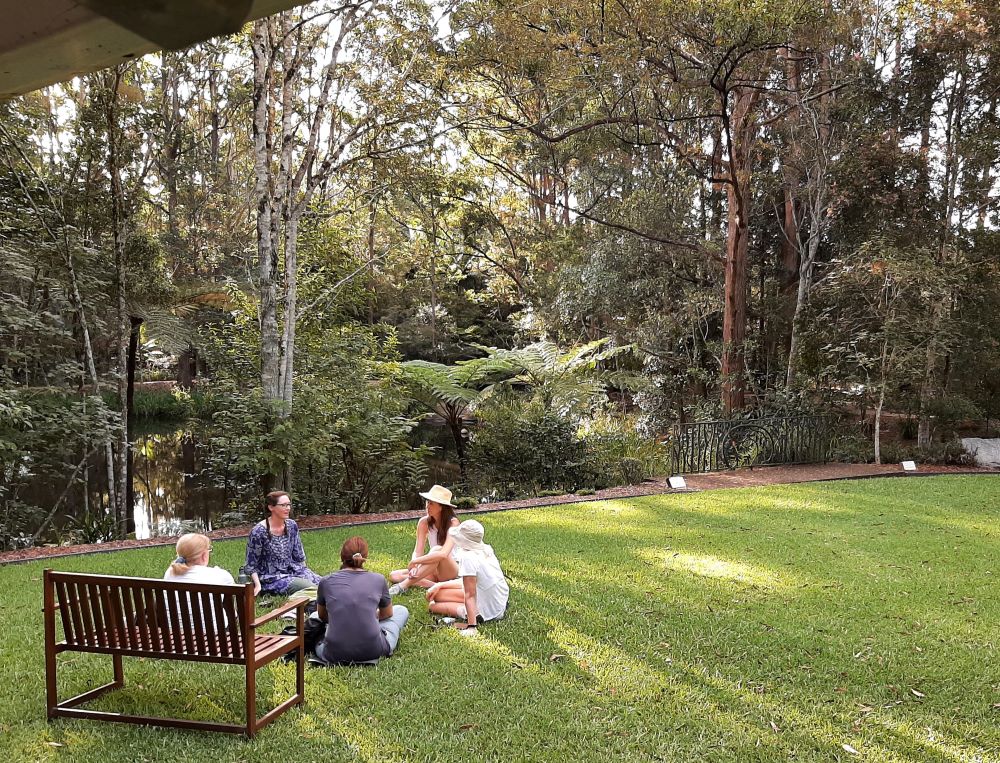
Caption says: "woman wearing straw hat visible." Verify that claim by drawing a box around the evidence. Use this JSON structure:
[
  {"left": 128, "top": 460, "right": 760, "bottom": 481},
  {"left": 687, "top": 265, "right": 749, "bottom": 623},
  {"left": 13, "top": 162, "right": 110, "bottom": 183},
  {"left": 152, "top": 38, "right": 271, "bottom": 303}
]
[
  {"left": 426, "top": 519, "right": 509, "bottom": 635},
  {"left": 387, "top": 484, "right": 460, "bottom": 596}
]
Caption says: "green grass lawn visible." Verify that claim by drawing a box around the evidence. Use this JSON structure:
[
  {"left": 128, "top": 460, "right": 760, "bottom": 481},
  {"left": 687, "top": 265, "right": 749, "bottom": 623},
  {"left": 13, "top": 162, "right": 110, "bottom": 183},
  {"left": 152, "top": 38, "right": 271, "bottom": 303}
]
[{"left": 1, "top": 476, "right": 998, "bottom": 762}]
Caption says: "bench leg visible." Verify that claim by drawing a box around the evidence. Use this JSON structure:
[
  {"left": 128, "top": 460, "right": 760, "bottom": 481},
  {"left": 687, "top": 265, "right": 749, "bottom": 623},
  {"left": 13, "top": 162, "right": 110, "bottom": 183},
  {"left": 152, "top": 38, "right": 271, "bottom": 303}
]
[
  {"left": 48, "top": 653, "right": 125, "bottom": 717},
  {"left": 245, "top": 664, "right": 257, "bottom": 737}
]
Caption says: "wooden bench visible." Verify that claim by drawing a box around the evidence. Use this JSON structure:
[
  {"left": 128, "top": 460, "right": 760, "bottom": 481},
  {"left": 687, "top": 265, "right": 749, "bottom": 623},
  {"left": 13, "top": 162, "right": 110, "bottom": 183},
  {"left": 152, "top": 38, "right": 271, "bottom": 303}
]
[{"left": 43, "top": 569, "right": 306, "bottom": 736}]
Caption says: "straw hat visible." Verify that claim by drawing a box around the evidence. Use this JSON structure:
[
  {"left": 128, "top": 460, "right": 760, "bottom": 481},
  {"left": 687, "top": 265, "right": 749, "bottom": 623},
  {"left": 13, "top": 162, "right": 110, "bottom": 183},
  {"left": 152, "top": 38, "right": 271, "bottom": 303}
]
[{"left": 418, "top": 484, "right": 456, "bottom": 508}]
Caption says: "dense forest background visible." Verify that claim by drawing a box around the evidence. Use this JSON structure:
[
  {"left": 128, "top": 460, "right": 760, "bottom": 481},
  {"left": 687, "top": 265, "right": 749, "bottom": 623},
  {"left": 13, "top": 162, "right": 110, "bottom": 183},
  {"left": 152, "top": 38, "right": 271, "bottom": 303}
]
[{"left": 2, "top": 0, "right": 999, "bottom": 547}]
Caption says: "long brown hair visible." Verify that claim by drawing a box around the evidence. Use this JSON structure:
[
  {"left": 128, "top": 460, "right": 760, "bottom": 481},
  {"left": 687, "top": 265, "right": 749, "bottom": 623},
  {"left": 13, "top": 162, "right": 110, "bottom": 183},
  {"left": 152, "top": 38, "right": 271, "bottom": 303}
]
[
  {"left": 340, "top": 536, "right": 369, "bottom": 569},
  {"left": 427, "top": 502, "right": 457, "bottom": 543}
]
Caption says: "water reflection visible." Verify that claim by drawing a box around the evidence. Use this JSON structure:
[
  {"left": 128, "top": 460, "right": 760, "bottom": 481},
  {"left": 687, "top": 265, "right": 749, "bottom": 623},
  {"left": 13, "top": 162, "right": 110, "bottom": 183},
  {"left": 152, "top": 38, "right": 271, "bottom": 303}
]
[
  {"left": 131, "top": 427, "right": 227, "bottom": 539},
  {"left": 21, "top": 422, "right": 463, "bottom": 544}
]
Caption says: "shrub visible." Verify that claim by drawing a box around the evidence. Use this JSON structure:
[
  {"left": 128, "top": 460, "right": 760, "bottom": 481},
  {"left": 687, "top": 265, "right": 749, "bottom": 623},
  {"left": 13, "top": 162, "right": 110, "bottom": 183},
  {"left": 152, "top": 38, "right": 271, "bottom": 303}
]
[
  {"left": 881, "top": 439, "right": 973, "bottom": 466},
  {"left": 454, "top": 496, "right": 478, "bottom": 509},
  {"left": 466, "top": 398, "right": 587, "bottom": 499},
  {"left": 132, "top": 388, "right": 192, "bottom": 420},
  {"left": 581, "top": 415, "right": 670, "bottom": 488}
]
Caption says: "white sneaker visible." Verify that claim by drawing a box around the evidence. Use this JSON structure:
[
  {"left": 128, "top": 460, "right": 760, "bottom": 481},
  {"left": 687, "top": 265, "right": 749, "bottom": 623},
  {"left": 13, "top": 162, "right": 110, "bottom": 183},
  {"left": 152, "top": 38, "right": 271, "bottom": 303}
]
[
  {"left": 437, "top": 616, "right": 457, "bottom": 626},
  {"left": 388, "top": 583, "right": 405, "bottom": 596}
]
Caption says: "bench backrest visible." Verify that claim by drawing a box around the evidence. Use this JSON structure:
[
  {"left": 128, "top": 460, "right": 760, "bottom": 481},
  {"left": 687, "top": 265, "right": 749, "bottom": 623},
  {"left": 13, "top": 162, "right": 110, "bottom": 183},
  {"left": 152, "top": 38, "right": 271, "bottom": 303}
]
[{"left": 45, "top": 570, "right": 253, "bottom": 662}]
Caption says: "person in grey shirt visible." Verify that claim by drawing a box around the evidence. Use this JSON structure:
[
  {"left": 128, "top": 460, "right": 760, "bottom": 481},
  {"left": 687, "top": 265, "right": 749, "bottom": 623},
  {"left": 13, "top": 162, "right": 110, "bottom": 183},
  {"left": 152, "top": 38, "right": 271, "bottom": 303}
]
[{"left": 314, "top": 536, "right": 409, "bottom": 665}]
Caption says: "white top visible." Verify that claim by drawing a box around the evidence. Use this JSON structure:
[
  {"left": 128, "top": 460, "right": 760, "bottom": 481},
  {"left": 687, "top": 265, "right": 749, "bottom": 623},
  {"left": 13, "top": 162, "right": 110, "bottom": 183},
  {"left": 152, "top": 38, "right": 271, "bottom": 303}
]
[
  {"left": 457, "top": 545, "right": 509, "bottom": 622},
  {"left": 163, "top": 565, "right": 236, "bottom": 630},
  {"left": 427, "top": 524, "right": 460, "bottom": 561}
]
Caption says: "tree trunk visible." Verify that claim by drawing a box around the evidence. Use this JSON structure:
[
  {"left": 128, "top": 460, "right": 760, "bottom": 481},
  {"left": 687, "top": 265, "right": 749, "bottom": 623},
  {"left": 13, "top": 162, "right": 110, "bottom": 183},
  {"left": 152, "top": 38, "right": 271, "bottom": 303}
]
[
  {"left": 125, "top": 315, "right": 143, "bottom": 534},
  {"left": 104, "top": 65, "right": 131, "bottom": 538},
  {"left": 252, "top": 19, "right": 282, "bottom": 403},
  {"left": 720, "top": 86, "right": 760, "bottom": 415}
]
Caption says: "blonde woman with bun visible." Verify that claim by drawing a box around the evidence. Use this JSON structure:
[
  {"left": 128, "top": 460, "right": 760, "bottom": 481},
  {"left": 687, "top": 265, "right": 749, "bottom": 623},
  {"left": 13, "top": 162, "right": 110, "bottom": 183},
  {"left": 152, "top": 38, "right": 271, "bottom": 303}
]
[
  {"left": 165, "top": 533, "right": 235, "bottom": 586},
  {"left": 164, "top": 533, "right": 235, "bottom": 630}
]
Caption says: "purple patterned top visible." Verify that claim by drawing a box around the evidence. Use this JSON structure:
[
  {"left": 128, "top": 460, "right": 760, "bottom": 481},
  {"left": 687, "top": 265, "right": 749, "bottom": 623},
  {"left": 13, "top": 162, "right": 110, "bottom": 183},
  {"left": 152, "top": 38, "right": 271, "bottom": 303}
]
[{"left": 244, "top": 519, "right": 321, "bottom": 595}]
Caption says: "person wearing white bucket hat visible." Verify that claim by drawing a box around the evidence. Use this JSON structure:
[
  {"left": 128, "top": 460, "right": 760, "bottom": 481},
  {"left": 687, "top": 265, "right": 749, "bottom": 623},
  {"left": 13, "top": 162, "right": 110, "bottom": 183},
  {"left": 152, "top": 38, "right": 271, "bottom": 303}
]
[
  {"left": 387, "top": 484, "right": 461, "bottom": 596},
  {"left": 426, "top": 519, "right": 509, "bottom": 635}
]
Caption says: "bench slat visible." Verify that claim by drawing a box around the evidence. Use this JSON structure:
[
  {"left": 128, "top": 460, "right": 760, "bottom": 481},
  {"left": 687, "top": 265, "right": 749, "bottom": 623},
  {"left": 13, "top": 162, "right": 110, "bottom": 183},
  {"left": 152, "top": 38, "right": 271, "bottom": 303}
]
[
  {"left": 211, "top": 593, "right": 229, "bottom": 657},
  {"left": 223, "top": 595, "right": 243, "bottom": 660},
  {"left": 54, "top": 580, "right": 77, "bottom": 645},
  {"left": 85, "top": 584, "right": 109, "bottom": 648},
  {"left": 106, "top": 585, "right": 128, "bottom": 650},
  {"left": 75, "top": 582, "right": 95, "bottom": 646},
  {"left": 188, "top": 591, "right": 207, "bottom": 654}
]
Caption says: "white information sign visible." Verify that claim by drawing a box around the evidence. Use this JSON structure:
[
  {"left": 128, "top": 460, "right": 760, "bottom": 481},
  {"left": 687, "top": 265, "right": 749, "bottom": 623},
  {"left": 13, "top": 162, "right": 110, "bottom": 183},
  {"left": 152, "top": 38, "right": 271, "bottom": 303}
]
[
  {"left": 668, "top": 476, "right": 687, "bottom": 489},
  {"left": 901, "top": 460, "right": 917, "bottom": 471}
]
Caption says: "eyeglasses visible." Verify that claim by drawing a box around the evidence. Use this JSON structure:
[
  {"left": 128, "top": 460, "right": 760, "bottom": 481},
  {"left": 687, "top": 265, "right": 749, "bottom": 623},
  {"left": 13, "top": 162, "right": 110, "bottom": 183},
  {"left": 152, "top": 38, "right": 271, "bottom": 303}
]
[{"left": 275, "top": 502, "right": 292, "bottom": 508}]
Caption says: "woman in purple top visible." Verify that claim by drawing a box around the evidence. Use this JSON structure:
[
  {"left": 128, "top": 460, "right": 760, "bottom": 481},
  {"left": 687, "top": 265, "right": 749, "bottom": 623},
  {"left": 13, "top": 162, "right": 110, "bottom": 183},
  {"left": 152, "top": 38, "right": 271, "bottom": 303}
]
[
  {"left": 244, "top": 491, "right": 321, "bottom": 596},
  {"left": 314, "top": 536, "right": 410, "bottom": 665}
]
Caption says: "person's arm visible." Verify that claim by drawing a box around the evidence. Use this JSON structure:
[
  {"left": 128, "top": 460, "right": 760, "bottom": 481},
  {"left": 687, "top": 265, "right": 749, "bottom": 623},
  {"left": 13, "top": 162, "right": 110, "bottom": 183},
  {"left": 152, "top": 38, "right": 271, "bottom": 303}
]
[
  {"left": 425, "top": 578, "right": 462, "bottom": 601},
  {"left": 460, "top": 574, "right": 479, "bottom": 628},
  {"left": 409, "top": 533, "right": 456, "bottom": 568},
  {"left": 411, "top": 517, "right": 429, "bottom": 561},
  {"left": 378, "top": 581, "right": 392, "bottom": 620},
  {"left": 317, "top": 583, "right": 328, "bottom": 622},
  {"left": 289, "top": 523, "right": 307, "bottom": 564},
  {"left": 245, "top": 527, "right": 265, "bottom": 596}
]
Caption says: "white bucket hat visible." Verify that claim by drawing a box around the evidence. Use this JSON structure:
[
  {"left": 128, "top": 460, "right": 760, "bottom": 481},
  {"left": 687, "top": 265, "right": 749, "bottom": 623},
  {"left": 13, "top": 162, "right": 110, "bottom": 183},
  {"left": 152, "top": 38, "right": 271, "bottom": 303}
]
[
  {"left": 418, "top": 484, "right": 456, "bottom": 508},
  {"left": 448, "top": 520, "right": 486, "bottom": 551}
]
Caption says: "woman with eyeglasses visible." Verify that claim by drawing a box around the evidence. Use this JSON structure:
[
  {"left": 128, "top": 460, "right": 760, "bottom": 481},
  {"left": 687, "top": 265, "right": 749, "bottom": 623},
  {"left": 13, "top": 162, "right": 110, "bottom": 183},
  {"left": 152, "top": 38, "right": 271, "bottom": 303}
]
[{"left": 244, "top": 491, "right": 321, "bottom": 597}]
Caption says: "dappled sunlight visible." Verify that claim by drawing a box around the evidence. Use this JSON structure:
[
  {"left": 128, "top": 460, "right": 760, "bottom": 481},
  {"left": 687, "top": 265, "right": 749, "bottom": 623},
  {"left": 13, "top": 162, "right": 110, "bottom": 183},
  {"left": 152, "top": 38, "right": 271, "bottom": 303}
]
[
  {"left": 546, "top": 620, "right": 670, "bottom": 700},
  {"left": 874, "top": 717, "right": 995, "bottom": 763},
  {"left": 637, "top": 547, "right": 800, "bottom": 592},
  {"left": 314, "top": 710, "right": 414, "bottom": 763}
]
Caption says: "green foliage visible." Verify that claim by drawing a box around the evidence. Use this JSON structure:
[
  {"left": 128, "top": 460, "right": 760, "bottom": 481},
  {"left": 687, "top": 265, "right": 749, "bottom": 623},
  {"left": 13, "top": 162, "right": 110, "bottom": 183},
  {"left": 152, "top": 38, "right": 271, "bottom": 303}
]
[
  {"left": 922, "top": 394, "right": 982, "bottom": 441},
  {"left": 878, "top": 439, "right": 973, "bottom": 468},
  {"left": 467, "top": 396, "right": 587, "bottom": 499},
  {"left": 580, "top": 414, "right": 670, "bottom": 489},
  {"left": 201, "top": 324, "right": 429, "bottom": 516},
  {"left": 64, "top": 506, "right": 119, "bottom": 544},
  {"left": 130, "top": 389, "right": 192, "bottom": 420},
  {"left": 454, "top": 496, "right": 478, "bottom": 509},
  {"left": 0, "top": 385, "right": 119, "bottom": 549}
]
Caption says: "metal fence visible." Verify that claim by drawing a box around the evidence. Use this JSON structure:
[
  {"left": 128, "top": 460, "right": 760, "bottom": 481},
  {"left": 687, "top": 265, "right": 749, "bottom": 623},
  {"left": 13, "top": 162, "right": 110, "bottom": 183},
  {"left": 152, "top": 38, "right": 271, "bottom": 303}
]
[{"left": 671, "top": 415, "right": 832, "bottom": 474}]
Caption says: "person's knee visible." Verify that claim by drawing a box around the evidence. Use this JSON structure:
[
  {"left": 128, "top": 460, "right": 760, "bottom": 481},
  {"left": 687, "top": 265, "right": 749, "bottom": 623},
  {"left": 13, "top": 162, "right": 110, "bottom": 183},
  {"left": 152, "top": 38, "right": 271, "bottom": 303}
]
[{"left": 395, "top": 604, "right": 410, "bottom": 622}]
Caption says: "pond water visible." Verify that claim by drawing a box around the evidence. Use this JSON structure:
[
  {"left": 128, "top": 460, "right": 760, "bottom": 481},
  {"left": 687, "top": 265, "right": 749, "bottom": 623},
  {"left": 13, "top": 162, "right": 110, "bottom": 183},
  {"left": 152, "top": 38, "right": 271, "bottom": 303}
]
[{"left": 20, "top": 422, "right": 461, "bottom": 543}]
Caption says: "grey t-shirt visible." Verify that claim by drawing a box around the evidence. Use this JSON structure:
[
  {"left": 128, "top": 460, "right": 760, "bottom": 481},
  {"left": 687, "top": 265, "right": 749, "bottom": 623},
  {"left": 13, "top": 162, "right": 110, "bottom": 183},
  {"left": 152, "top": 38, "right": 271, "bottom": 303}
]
[{"left": 316, "top": 570, "right": 392, "bottom": 663}]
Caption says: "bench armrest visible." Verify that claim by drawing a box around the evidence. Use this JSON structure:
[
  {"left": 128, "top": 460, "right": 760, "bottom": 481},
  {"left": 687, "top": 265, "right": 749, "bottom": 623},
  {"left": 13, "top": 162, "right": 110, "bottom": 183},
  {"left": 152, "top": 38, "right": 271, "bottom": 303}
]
[{"left": 252, "top": 597, "right": 308, "bottom": 629}]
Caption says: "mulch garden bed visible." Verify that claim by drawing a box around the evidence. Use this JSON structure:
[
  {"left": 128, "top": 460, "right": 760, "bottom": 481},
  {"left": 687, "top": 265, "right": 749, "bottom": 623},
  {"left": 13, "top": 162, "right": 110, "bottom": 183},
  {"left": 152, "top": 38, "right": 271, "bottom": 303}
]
[{"left": 2, "top": 462, "right": 996, "bottom": 566}]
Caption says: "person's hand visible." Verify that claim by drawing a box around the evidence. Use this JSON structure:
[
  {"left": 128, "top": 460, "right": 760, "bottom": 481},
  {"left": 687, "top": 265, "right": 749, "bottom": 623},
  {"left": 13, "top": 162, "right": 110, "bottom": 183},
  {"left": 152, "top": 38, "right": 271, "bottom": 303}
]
[{"left": 253, "top": 581, "right": 261, "bottom": 597}]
